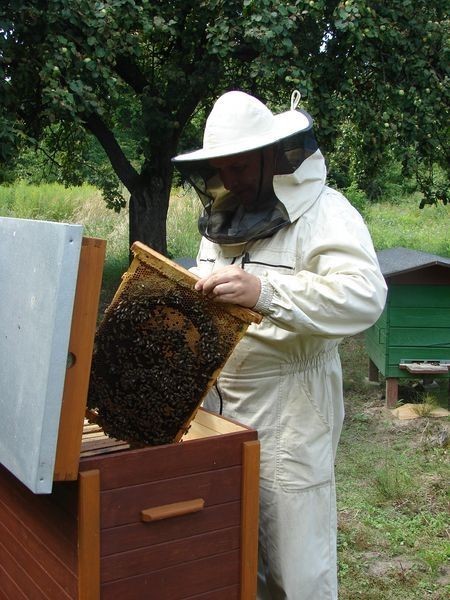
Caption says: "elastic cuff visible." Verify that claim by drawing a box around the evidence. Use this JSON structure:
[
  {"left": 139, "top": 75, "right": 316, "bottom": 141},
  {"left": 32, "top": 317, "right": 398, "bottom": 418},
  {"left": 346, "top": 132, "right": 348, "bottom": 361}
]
[{"left": 253, "top": 276, "right": 274, "bottom": 314}]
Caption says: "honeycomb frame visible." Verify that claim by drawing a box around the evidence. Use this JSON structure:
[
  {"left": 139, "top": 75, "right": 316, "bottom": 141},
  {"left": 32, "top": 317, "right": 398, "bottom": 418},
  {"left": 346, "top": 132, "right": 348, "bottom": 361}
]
[{"left": 87, "top": 242, "right": 261, "bottom": 446}]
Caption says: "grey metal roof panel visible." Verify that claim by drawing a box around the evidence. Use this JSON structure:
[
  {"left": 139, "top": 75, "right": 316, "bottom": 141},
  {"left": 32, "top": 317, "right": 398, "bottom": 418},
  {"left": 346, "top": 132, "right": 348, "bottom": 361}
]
[
  {"left": 376, "top": 247, "right": 450, "bottom": 277},
  {"left": 0, "top": 217, "right": 83, "bottom": 494}
]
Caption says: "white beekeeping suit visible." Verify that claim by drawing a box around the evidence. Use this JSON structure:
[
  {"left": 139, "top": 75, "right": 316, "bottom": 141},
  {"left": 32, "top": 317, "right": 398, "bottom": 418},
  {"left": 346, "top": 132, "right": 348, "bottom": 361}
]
[{"left": 173, "top": 90, "right": 387, "bottom": 600}]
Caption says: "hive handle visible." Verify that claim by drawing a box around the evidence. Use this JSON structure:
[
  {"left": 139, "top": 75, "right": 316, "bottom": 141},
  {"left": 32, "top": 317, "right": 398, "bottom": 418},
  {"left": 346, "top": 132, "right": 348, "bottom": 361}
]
[{"left": 141, "top": 498, "right": 205, "bottom": 522}]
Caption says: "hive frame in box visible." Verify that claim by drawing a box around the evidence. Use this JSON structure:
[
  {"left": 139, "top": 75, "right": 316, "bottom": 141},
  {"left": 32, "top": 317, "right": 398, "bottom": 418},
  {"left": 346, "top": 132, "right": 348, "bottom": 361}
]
[{"left": 87, "top": 241, "right": 262, "bottom": 446}]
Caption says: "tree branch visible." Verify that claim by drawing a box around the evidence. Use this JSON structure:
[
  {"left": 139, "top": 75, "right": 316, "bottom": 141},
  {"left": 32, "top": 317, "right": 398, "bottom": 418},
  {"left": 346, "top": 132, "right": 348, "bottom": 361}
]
[
  {"left": 83, "top": 113, "right": 139, "bottom": 191},
  {"left": 113, "top": 55, "right": 148, "bottom": 94}
]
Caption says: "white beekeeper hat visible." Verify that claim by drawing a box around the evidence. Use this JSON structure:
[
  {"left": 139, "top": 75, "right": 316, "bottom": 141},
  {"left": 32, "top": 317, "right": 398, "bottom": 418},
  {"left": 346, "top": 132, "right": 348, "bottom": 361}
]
[{"left": 173, "top": 90, "right": 312, "bottom": 162}]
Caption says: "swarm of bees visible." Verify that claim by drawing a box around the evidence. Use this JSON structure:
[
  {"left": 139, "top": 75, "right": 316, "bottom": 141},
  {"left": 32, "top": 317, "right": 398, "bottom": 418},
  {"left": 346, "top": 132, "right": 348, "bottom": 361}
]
[
  {"left": 87, "top": 242, "right": 261, "bottom": 447},
  {"left": 87, "top": 282, "right": 241, "bottom": 446}
]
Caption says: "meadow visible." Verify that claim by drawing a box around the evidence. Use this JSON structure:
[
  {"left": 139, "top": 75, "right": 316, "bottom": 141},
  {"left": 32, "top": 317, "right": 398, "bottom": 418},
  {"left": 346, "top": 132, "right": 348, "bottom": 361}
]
[{"left": 0, "top": 182, "right": 449, "bottom": 599}]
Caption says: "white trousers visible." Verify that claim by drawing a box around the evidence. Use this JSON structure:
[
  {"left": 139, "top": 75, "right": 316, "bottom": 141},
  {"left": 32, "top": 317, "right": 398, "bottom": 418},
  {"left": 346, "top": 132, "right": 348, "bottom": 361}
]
[
  {"left": 206, "top": 348, "right": 344, "bottom": 600},
  {"left": 257, "top": 479, "right": 338, "bottom": 599}
]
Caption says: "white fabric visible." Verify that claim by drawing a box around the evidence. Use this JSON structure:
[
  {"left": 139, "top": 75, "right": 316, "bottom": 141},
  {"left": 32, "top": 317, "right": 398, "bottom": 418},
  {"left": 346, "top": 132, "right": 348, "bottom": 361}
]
[
  {"left": 173, "top": 90, "right": 311, "bottom": 162},
  {"left": 193, "top": 151, "right": 387, "bottom": 599},
  {"left": 273, "top": 149, "right": 326, "bottom": 221}
]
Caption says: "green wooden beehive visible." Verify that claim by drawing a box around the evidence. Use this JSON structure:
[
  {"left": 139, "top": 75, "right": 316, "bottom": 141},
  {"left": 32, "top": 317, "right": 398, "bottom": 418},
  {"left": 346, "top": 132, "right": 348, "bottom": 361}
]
[{"left": 365, "top": 247, "right": 450, "bottom": 406}]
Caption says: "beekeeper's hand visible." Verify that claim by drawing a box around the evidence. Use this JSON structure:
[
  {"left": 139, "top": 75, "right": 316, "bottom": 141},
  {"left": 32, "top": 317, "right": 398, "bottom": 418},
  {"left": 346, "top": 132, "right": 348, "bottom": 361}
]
[{"left": 194, "top": 265, "right": 261, "bottom": 308}]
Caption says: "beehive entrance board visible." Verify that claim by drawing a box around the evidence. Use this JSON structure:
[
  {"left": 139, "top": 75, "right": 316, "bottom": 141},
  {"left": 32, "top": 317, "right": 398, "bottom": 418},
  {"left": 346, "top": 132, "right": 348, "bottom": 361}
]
[{"left": 87, "top": 242, "right": 262, "bottom": 447}]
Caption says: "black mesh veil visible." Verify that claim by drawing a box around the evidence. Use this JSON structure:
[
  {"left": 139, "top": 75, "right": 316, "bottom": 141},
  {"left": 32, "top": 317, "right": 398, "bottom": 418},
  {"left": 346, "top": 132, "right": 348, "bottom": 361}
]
[
  {"left": 174, "top": 126, "right": 318, "bottom": 245},
  {"left": 274, "top": 128, "right": 318, "bottom": 174}
]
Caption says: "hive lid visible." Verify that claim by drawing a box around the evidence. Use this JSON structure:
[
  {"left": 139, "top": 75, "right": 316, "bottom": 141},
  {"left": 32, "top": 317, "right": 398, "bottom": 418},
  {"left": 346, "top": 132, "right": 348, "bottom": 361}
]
[
  {"left": 0, "top": 217, "right": 83, "bottom": 493},
  {"left": 377, "top": 247, "right": 450, "bottom": 277}
]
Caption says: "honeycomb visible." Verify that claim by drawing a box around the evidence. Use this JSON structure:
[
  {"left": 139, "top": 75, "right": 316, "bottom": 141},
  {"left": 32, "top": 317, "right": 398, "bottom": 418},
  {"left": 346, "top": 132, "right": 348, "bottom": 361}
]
[{"left": 87, "top": 242, "right": 261, "bottom": 446}]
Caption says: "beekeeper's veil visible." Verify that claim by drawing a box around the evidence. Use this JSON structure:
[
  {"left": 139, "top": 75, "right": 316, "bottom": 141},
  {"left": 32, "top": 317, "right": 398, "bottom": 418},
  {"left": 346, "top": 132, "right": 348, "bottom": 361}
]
[{"left": 172, "top": 90, "right": 322, "bottom": 245}]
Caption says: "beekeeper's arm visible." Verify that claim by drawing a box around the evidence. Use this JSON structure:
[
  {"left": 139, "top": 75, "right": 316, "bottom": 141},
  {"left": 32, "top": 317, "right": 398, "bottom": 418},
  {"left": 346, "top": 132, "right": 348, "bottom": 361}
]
[{"left": 195, "top": 227, "right": 387, "bottom": 338}]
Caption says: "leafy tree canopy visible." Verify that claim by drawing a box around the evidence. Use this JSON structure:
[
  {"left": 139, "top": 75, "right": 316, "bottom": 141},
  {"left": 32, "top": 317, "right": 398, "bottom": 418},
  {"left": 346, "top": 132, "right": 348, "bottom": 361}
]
[{"left": 1, "top": 1, "right": 448, "bottom": 253}]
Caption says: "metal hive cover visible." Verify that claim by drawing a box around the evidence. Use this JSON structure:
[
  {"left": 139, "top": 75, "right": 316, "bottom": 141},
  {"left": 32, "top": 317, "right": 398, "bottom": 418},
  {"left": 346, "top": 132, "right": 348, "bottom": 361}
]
[
  {"left": 87, "top": 242, "right": 261, "bottom": 446},
  {"left": 0, "top": 217, "right": 83, "bottom": 493}
]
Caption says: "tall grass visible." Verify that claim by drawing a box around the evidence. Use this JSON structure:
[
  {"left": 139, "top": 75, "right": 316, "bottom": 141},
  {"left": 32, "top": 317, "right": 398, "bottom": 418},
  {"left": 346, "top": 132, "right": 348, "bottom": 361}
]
[
  {"left": 0, "top": 180, "right": 88, "bottom": 222},
  {"left": 166, "top": 186, "right": 202, "bottom": 259},
  {"left": 366, "top": 198, "right": 450, "bottom": 258}
]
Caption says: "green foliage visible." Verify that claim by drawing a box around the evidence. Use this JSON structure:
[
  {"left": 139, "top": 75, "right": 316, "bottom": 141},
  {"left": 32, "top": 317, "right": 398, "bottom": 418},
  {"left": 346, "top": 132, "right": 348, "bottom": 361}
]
[
  {"left": 342, "top": 181, "right": 368, "bottom": 217},
  {"left": 0, "top": 0, "right": 448, "bottom": 251},
  {"left": 312, "top": 0, "right": 449, "bottom": 206}
]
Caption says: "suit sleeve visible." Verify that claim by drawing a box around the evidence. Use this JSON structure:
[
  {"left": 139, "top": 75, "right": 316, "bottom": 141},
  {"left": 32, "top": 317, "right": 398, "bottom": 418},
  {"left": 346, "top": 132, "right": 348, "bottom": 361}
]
[{"left": 254, "top": 196, "right": 387, "bottom": 338}]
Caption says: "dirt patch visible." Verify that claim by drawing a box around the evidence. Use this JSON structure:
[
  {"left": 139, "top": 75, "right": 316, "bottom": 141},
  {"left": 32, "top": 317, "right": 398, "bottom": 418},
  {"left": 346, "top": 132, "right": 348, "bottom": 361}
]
[
  {"left": 363, "top": 553, "right": 425, "bottom": 578},
  {"left": 436, "top": 564, "right": 450, "bottom": 586}
]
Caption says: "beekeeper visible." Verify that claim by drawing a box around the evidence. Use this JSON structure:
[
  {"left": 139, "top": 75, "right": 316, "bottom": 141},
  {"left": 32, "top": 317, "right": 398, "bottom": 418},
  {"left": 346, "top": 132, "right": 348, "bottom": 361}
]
[{"left": 172, "top": 90, "right": 387, "bottom": 600}]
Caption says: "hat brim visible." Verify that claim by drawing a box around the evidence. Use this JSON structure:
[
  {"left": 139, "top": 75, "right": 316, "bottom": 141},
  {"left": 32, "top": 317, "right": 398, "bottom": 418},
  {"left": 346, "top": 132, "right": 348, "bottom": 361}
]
[{"left": 172, "top": 110, "right": 313, "bottom": 163}]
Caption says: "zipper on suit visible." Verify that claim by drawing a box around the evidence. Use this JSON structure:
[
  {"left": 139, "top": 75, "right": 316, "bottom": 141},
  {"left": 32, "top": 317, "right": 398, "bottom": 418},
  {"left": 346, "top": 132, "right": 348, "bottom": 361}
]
[
  {"left": 238, "top": 251, "right": 294, "bottom": 271},
  {"left": 241, "top": 251, "right": 250, "bottom": 268}
]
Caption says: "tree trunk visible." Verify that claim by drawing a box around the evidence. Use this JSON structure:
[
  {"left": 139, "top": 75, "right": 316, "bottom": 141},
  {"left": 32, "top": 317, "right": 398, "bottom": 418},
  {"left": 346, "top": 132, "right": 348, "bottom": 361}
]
[
  {"left": 129, "top": 181, "right": 168, "bottom": 256},
  {"left": 83, "top": 111, "right": 176, "bottom": 257},
  {"left": 128, "top": 159, "right": 174, "bottom": 256}
]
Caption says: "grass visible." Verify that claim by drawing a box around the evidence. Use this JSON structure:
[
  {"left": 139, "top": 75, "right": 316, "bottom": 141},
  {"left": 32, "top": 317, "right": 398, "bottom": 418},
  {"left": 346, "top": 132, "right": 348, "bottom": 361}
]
[
  {"left": 366, "top": 197, "right": 450, "bottom": 258},
  {"left": 1, "top": 181, "right": 449, "bottom": 598},
  {"left": 337, "top": 335, "right": 449, "bottom": 599},
  {"left": 166, "top": 186, "right": 203, "bottom": 259},
  {"left": 0, "top": 180, "right": 88, "bottom": 222}
]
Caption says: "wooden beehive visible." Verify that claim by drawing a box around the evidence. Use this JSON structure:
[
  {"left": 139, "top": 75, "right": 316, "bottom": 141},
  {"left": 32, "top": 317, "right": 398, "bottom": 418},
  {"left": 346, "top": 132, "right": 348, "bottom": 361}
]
[
  {"left": 365, "top": 247, "right": 450, "bottom": 407},
  {"left": 0, "top": 222, "right": 260, "bottom": 599},
  {"left": 0, "top": 411, "right": 259, "bottom": 600}
]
